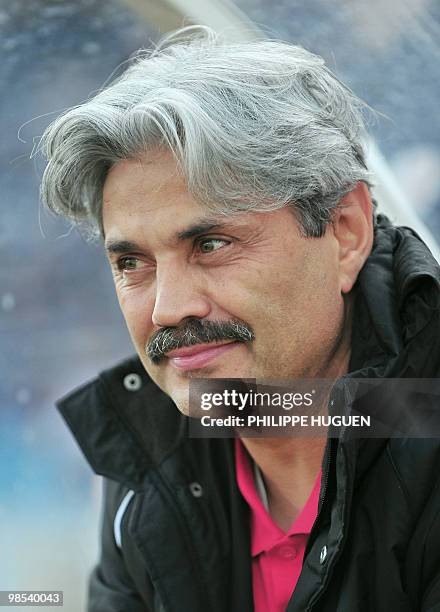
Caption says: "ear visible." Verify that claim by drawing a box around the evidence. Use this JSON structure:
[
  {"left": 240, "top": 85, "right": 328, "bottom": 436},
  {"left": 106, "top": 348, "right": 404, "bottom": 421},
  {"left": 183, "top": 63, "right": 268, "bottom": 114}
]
[{"left": 332, "top": 182, "right": 374, "bottom": 294}]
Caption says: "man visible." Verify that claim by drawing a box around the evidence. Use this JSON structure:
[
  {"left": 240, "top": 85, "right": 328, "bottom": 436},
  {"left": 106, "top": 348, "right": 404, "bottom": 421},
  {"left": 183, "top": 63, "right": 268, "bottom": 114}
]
[{"left": 40, "top": 26, "right": 440, "bottom": 611}]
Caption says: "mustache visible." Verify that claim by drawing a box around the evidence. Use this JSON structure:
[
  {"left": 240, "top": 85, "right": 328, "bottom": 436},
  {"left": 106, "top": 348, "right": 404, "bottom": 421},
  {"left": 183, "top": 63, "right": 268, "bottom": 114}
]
[{"left": 146, "top": 317, "right": 255, "bottom": 364}]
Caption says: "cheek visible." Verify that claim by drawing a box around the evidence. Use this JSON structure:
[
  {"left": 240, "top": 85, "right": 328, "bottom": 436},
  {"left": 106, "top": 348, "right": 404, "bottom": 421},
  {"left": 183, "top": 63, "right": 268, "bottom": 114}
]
[
  {"left": 116, "top": 285, "right": 155, "bottom": 346},
  {"left": 249, "top": 253, "right": 341, "bottom": 336}
]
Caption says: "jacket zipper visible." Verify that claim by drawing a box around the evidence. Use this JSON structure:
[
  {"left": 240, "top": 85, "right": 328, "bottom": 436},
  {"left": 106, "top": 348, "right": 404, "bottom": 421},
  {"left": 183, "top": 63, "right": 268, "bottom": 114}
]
[
  {"left": 302, "top": 386, "right": 341, "bottom": 562},
  {"left": 307, "top": 442, "right": 351, "bottom": 611}
]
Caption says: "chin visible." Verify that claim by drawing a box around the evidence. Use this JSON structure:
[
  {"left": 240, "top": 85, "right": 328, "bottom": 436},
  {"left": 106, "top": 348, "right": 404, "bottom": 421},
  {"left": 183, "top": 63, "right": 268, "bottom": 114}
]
[
  {"left": 176, "top": 402, "right": 191, "bottom": 417},
  {"left": 168, "top": 391, "right": 191, "bottom": 416}
]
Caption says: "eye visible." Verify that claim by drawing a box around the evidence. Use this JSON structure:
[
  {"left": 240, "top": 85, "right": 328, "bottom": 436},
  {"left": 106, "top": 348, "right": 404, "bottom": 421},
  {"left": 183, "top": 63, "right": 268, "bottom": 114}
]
[
  {"left": 197, "top": 237, "right": 230, "bottom": 253},
  {"left": 116, "top": 256, "right": 141, "bottom": 272}
]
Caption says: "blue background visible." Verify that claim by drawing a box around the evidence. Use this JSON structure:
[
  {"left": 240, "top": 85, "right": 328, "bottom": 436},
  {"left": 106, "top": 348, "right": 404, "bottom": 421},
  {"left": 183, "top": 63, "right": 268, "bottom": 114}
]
[{"left": 1, "top": 1, "right": 439, "bottom": 610}]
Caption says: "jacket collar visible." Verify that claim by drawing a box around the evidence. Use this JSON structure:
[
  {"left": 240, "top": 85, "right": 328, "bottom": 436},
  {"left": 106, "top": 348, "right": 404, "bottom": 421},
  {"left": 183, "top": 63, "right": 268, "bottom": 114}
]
[
  {"left": 339, "top": 215, "right": 440, "bottom": 484},
  {"left": 57, "top": 355, "right": 188, "bottom": 490},
  {"left": 57, "top": 215, "right": 440, "bottom": 489},
  {"left": 349, "top": 214, "right": 440, "bottom": 378}
]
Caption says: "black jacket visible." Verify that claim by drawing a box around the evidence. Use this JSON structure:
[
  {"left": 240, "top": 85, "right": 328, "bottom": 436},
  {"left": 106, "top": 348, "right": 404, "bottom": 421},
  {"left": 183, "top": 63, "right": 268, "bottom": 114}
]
[{"left": 58, "top": 216, "right": 440, "bottom": 611}]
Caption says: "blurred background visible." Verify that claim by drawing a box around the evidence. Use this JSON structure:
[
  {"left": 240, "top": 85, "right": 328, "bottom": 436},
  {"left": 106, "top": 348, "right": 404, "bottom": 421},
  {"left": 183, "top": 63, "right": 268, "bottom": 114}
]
[{"left": 1, "top": 0, "right": 440, "bottom": 609}]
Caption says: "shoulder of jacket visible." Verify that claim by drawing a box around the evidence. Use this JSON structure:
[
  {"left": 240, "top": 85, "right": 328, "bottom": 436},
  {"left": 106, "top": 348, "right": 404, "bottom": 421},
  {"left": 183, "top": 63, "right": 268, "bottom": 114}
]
[
  {"left": 387, "top": 438, "right": 440, "bottom": 518},
  {"left": 101, "top": 478, "right": 137, "bottom": 548}
]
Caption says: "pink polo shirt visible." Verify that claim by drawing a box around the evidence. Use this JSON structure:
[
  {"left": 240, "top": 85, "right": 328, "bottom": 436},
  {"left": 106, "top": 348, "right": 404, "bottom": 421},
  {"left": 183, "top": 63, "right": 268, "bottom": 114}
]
[{"left": 235, "top": 437, "right": 321, "bottom": 612}]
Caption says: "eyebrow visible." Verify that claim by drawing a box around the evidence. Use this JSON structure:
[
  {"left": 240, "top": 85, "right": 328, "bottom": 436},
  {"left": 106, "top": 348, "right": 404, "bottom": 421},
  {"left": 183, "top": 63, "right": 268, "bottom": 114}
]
[
  {"left": 105, "top": 217, "right": 232, "bottom": 254},
  {"left": 105, "top": 239, "right": 140, "bottom": 255},
  {"left": 176, "top": 219, "right": 225, "bottom": 241}
]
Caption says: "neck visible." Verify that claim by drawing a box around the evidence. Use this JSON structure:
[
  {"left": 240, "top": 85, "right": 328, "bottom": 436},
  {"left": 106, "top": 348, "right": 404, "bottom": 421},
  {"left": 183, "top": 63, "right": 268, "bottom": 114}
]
[{"left": 240, "top": 294, "right": 353, "bottom": 531}]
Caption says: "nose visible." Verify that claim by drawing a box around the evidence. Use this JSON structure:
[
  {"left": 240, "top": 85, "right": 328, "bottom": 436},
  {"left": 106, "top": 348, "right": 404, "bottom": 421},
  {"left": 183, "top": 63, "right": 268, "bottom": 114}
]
[{"left": 151, "top": 263, "right": 211, "bottom": 328}]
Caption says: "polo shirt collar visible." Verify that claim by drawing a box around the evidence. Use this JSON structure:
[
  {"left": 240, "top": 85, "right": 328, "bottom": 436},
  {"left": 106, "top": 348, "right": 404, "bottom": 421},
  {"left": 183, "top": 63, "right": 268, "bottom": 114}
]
[{"left": 235, "top": 437, "right": 321, "bottom": 557}]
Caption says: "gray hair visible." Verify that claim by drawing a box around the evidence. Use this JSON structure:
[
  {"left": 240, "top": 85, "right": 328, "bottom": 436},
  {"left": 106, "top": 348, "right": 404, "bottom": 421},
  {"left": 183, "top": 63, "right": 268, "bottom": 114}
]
[{"left": 39, "top": 25, "right": 375, "bottom": 240}]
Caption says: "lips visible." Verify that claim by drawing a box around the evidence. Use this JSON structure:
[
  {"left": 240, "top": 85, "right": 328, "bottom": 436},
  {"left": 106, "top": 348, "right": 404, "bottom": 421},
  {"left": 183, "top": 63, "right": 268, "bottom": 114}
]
[{"left": 166, "top": 341, "right": 241, "bottom": 370}]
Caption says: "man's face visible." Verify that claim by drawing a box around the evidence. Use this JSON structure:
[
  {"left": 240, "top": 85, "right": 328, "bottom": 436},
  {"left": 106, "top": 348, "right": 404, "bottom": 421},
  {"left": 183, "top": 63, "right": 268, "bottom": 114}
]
[{"left": 102, "top": 149, "right": 349, "bottom": 414}]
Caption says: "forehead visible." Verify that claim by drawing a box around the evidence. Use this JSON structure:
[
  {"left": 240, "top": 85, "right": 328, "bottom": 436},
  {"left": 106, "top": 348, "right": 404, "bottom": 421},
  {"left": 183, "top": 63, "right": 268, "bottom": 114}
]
[
  {"left": 101, "top": 150, "right": 304, "bottom": 252},
  {"left": 103, "top": 150, "right": 208, "bottom": 238},
  {"left": 103, "top": 150, "right": 193, "bottom": 215},
  {"left": 102, "top": 150, "right": 258, "bottom": 246}
]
